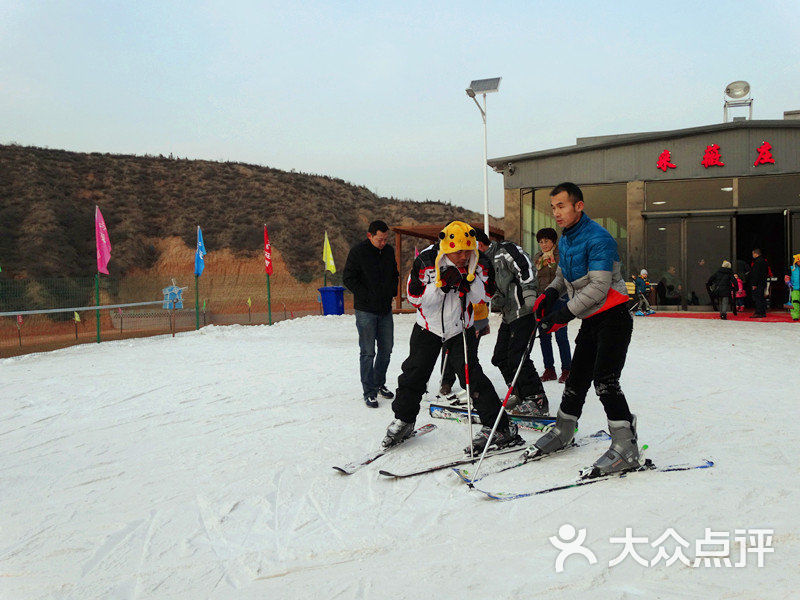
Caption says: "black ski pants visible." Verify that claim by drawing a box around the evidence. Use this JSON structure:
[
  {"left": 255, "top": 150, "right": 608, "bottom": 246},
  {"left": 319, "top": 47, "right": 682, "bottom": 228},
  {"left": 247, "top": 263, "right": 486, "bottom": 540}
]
[
  {"left": 559, "top": 304, "right": 634, "bottom": 422},
  {"left": 393, "top": 324, "right": 508, "bottom": 429},
  {"left": 491, "top": 313, "right": 545, "bottom": 399}
]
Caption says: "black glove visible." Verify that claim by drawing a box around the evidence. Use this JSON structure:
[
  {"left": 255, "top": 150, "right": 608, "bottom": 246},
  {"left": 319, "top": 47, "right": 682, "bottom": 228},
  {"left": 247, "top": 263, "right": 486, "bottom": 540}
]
[
  {"left": 539, "top": 305, "right": 574, "bottom": 334},
  {"left": 534, "top": 287, "right": 560, "bottom": 320},
  {"left": 441, "top": 266, "right": 470, "bottom": 295}
]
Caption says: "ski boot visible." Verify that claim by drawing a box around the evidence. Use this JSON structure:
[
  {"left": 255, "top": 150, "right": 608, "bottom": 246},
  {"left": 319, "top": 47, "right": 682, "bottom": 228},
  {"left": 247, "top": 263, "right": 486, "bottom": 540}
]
[
  {"left": 532, "top": 409, "right": 578, "bottom": 454},
  {"left": 464, "top": 422, "right": 524, "bottom": 455},
  {"left": 438, "top": 382, "right": 452, "bottom": 397},
  {"left": 505, "top": 392, "right": 522, "bottom": 411},
  {"left": 582, "top": 415, "right": 642, "bottom": 478},
  {"left": 382, "top": 419, "right": 415, "bottom": 449},
  {"left": 510, "top": 393, "right": 549, "bottom": 417}
]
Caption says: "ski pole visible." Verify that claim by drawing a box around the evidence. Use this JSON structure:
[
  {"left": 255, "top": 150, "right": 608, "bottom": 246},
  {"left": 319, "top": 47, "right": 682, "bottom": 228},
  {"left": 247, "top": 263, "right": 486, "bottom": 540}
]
[
  {"left": 468, "top": 321, "right": 540, "bottom": 486},
  {"left": 438, "top": 348, "right": 450, "bottom": 394},
  {"left": 460, "top": 293, "right": 474, "bottom": 459}
]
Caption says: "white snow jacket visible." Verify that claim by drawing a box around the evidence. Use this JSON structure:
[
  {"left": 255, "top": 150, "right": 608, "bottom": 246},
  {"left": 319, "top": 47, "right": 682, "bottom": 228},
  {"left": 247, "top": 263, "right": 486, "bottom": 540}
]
[{"left": 406, "top": 244, "right": 495, "bottom": 341}]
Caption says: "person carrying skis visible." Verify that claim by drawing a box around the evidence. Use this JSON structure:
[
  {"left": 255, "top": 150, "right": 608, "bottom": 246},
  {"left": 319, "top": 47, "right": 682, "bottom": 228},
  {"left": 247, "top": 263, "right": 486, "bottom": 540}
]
[
  {"left": 531, "top": 182, "right": 640, "bottom": 477},
  {"left": 381, "top": 221, "right": 523, "bottom": 453},
  {"left": 484, "top": 231, "right": 550, "bottom": 417}
]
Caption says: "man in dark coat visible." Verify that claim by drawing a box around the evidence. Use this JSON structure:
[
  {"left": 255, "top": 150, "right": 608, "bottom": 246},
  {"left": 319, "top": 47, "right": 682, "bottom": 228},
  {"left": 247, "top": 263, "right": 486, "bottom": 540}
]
[
  {"left": 707, "top": 260, "right": 736, "bottom": 319},
  {"left": 343, "top": 220, "right": 399, "bottom": 407},
  {"left": 748, "top": 248, "right": 769, "bottom": 318}
]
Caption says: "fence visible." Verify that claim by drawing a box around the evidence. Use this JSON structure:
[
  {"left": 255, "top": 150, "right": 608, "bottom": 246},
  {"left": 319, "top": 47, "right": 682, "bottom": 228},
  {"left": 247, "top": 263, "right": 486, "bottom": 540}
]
[{"left": 0, "top": 274, "right": 358, "bottom": 358}]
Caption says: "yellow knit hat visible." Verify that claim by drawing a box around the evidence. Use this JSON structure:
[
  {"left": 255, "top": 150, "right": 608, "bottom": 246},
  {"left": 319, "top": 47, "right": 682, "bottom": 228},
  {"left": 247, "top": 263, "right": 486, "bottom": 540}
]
[
  {"left": 793, "top": 253, "right": 800, "bottom": 265},
  {"left": 434, "top": 221, "right": 479, "bottom": 287}
]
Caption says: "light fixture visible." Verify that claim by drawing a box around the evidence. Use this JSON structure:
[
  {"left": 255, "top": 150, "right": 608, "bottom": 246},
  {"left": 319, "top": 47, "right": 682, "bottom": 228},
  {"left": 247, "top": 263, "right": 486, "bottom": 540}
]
[
  {"left": 720, "top": 187, "right": 734, "bottom": 192},
  {"left": 466, "top": 77, "right": 502, "bottom": 236},
  {"left": 723, "top": 80, "right": 753, "bottom": 122},
  {"left": 658, "top": 227, "right": 666, "bottom": 231},
  {"left": 652, "top": 201, "right": 667, "bottom": 205}
]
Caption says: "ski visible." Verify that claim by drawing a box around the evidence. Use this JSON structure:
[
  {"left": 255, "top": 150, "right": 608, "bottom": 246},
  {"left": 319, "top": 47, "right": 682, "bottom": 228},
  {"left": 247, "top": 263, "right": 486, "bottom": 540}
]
[
  {"left": 472, "top": 459, "right": 715, "bottom": 501},
  {"left": 429, "top": 403, "right": 556, "bottom": 431},
  {"left": 332, "top": 424, "right": 437, "bottom": 475},
  {"left": 378, "top": 442, "right": 527, "bottom": 479},
  {"left": 452, "top": 430, "right": 611, "bottom": 484}
]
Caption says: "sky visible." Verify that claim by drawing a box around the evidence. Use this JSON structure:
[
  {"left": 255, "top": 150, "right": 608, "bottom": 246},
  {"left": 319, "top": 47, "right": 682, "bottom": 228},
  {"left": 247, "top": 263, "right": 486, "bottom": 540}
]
[{"left": 2, "top": 1, "right": 799, "bottom": 217}]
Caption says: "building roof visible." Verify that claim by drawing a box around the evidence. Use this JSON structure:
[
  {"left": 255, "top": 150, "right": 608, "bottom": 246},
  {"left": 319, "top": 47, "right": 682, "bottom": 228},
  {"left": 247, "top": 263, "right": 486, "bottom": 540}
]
[{"left": 488, "top": 120, "right": 800, "bottom": 169}]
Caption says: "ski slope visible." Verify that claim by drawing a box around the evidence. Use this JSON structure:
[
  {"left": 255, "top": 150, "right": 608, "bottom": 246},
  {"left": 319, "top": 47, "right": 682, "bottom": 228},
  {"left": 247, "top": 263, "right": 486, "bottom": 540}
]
[{"left": 1, "top": 313, "right": 797, "bottom": 599}]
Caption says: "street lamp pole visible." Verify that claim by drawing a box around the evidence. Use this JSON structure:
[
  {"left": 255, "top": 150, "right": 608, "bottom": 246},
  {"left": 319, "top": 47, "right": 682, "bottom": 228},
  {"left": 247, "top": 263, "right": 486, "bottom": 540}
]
[{"left": 466, "top": 78, "right": 501, "bottom": 237}]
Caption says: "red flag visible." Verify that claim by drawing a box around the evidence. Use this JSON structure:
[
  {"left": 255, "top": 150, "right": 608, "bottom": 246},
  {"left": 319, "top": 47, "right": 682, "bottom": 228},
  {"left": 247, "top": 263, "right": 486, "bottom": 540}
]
[{"left": 264, "top": 225, "right": 273, "bottom": 275}]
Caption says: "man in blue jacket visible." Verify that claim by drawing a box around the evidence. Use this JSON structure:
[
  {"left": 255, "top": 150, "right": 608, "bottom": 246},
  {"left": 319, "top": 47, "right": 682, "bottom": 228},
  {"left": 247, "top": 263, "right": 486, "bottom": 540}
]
[{"left": 532, "top": 182, "right": 640, "bottom": 477}]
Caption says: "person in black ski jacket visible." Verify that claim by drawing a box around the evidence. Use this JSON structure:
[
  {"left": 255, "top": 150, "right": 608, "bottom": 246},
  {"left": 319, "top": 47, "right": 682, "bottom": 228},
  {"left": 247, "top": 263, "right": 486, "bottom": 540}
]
[
  {"left": 707, "top": 261, "right": 736, "bottom": 319},
  {"left": 343, "top": 220, "right": 399, "bottom": 408},
  {"left": 747, "top": 249, "right": 769, "bottom": 318}
]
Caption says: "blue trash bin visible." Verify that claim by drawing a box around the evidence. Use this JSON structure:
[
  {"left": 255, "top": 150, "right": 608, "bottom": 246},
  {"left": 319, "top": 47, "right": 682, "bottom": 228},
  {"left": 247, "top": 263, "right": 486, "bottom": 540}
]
[{"left": 318, "top": 286, "right": 345, "bottom": 315}]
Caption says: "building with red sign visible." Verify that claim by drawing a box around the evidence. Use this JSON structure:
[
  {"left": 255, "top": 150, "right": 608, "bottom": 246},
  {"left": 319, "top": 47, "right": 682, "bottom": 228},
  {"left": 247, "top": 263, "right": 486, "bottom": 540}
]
[{"left": 493, "top": 118, "right": 800, "bottom": 309}]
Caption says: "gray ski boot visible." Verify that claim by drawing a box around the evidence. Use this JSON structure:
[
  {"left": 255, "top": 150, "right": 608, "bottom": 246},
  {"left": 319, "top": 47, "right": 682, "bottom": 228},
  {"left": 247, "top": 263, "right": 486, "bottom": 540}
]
[
  {"left": 582, "top": 415, "right": 642, "bottom": 478},
  {"left": 532, "top": 409, "right": 578, "bottom": 454},
  {"left": 382, "top": 418, "right": 415, "bottom": 449},
  {"left": 464, "top": 422, "right": 524, "bottom": 455}
]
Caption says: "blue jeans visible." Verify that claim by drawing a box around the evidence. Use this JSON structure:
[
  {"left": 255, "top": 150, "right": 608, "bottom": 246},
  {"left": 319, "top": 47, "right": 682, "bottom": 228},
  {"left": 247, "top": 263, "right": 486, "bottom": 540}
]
[
  {"left": 539, "top": 299, "right": 572, "bottom": 370},
  {"left": 355, "top": 310, "right": 394, "bottom": 397}
]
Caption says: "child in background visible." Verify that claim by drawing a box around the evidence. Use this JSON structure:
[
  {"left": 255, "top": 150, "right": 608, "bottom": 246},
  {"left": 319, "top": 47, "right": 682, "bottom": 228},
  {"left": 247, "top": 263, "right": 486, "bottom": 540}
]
[
  {"left": 734, "top": 273, "right": 746, "bottom": 311},
  {"left": 633, "top": 269, "right": 655, "bottom": 316}
]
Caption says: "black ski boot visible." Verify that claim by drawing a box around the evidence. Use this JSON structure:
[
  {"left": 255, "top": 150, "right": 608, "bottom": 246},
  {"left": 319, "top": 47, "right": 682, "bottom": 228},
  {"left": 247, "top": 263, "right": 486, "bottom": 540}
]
[{"left": 464, "top": 422, "right": 524, "bottom": 455}]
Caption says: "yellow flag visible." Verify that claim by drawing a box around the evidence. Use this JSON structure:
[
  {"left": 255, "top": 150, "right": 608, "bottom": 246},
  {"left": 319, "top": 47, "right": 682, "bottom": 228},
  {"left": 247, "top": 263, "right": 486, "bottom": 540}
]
[
  {"left": 74, "top": 311, "right": 80, "bottom": 322},
  {"left": 323, "top": 231, "right": 336, "bottom": 274},
  {"left": 246, "top": 297, "right": 252, "bottom": 308}
]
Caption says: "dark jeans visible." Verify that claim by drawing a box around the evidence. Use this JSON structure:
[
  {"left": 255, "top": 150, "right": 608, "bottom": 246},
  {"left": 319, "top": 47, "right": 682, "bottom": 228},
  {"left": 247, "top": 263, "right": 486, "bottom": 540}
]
[
  {"left": 355, "top": 310, "right": 394, "bottom": 397},
  {"left": 753, "top": 284, "right": 767, "bottom": 316},
  {"left": 393, "top": 324, "right": 507, "bottom": 429},
  {"left": 559, "top": 304, "right": 633, "bottom": 422},
  {"left": 539, "top": 299, "right": 572, "bottom": 370},
  {"left": 491, "top": 313, "right": 545, "bottom": 399}
]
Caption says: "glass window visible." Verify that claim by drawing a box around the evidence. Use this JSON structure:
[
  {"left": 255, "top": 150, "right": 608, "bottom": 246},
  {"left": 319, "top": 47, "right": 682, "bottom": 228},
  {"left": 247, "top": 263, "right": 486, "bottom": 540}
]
[
  {"left": 533, "top": 184, "right": 627, "bottom": 273},
  {"left": 646, "top": 178, "right": 734, "bottom": 211},
  {"left": 793, "top": 213, "right": 800, "bottom": 256},
  {"left": 686, "top": 217, "right": 732, "bottom": 305},
  {"left": 646, "top": 219, "right": 683, "bottom": 305},
  {"left": 739, "top": 173, "right": 800, "bottom": 208},
  {"left": 521, "top": 188, "right": 533, "bottom": 255}
]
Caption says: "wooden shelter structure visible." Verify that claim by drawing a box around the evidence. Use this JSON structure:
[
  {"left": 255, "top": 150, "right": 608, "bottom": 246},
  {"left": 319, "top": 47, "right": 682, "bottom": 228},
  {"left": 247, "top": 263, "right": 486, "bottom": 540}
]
[{"left": 390, "top": 223, "right": 504, "bottom": 311}]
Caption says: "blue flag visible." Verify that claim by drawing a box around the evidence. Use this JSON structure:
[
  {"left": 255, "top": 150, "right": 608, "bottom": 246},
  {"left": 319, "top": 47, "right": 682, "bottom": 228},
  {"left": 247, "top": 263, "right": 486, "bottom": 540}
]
[{"left": 195, "top": 226, "right": 206, "bottom": 277}]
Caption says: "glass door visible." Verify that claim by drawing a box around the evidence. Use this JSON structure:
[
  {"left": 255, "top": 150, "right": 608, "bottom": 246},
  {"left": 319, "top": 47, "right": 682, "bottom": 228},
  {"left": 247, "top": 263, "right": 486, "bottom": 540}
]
[{"left": 686, "top": 217, "right": 734, "bottom": 305}]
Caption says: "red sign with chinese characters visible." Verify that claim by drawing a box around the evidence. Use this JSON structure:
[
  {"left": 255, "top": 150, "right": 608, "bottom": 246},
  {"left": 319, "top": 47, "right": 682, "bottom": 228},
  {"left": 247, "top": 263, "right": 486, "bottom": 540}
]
[
  {"left": 656, "top": 150, "right": 677, "bottom": 172},
  {"left": 754, "top": 141, "right": 775, "bottom": 166},
  {"left": 701, "top": 144, "right": 725, "bottom": 168}
]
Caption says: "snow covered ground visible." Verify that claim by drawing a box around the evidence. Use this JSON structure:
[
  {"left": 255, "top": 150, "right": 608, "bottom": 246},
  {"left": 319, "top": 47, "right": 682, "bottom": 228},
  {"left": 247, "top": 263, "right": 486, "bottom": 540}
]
[{"left": 1, "top": 313, "right": 798, "bottom": 599}]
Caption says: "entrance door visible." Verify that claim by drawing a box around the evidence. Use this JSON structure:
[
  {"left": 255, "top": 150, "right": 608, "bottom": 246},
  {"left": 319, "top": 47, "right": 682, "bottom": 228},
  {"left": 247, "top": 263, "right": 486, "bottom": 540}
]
[{"left": 736, "top": 212, "right": 787, "bottom": 307}]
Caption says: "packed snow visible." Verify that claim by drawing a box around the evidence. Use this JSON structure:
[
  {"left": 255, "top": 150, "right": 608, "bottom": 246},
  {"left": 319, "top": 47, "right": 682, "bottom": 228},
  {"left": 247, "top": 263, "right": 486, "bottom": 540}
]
[{"left": 1, "top": 313, "right": 798, "bottom": 599}]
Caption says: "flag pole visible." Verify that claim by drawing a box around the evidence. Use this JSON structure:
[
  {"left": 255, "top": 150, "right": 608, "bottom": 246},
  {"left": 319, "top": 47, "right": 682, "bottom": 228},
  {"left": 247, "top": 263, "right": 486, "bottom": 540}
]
[
  {"left": 194, "top": 274, "right": 200, "bottom": 330},
  {"left": 266, "top": 273, "right": 272, "bottom": 325},
  {"left": 95, "top": 272, "right": 101, "bottom": 343}
]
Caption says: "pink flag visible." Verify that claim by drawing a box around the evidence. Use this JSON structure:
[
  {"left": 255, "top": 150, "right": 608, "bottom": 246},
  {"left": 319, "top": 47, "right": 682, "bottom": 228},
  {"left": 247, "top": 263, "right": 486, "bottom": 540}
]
[
  {"left": 95, "top": 206, "right": 112, "bottom": 274},
  {"left": 414, "top": 246, "right": 419, "bottom": 258}
]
